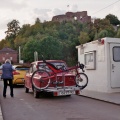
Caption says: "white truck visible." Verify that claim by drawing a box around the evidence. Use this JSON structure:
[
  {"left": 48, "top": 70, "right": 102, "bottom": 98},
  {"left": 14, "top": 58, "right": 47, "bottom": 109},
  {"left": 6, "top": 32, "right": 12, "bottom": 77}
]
[{"left": 76, "top": 37, "right": 120, "bottom": 93}]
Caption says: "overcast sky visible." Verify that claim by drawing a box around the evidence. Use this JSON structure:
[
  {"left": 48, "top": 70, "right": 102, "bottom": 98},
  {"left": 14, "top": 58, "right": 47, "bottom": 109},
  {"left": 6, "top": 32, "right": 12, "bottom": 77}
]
[{"left": 0, "top": 0, "right": 120, "bottom": 40}]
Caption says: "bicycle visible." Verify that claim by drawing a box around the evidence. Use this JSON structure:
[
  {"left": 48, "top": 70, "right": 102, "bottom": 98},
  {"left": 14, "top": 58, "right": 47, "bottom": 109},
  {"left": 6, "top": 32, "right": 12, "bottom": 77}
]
[{"left": 31, "top": 56, "right": 88, "bottom": 91}]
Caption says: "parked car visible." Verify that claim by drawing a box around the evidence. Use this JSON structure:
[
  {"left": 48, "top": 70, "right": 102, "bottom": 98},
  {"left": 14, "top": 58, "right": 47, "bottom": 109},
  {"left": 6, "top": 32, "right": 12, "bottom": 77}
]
[
  {"left": 13, "top": 65, "right": 29, "bottom": 85},
  {"left": 24, "top": 60, "right": 88, "bottom": 98}
]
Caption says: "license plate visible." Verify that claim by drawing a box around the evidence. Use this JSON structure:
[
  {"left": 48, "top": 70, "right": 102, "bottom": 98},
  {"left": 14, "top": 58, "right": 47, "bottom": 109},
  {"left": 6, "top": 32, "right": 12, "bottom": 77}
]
[{"left": 59, "top": 90, "right": 75, "bottom": 96}]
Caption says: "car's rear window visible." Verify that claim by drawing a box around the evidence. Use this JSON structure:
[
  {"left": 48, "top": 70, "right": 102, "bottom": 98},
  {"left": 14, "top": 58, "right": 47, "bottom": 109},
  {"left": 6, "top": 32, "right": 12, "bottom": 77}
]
[
  {"left": 15, "top": 66, "right": 29, "bottom": 71},
  {"left": 38, "top": 62, "right": 67, "bottom": 71},
  {"left": 52, "top": 62, "right": 67, "bottom": 69}
]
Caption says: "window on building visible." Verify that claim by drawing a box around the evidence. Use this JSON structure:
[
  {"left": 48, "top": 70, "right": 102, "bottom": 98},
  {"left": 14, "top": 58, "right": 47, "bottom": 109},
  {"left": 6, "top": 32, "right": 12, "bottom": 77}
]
[
  {"left": 113, "top": 46, "right": 120, "bottom": 62},
  {"left": 84, "top": 51, "right": 96, "bottom": 70},
  {"left": 80, "top": 16, "right": 82, "bottom": 20}
]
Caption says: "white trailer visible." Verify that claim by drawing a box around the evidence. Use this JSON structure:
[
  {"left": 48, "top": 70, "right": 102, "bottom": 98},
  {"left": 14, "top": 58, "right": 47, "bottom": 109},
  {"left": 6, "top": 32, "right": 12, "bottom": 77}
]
[{"left": 76, "top": 37, "right": 120, "bottom": 93}]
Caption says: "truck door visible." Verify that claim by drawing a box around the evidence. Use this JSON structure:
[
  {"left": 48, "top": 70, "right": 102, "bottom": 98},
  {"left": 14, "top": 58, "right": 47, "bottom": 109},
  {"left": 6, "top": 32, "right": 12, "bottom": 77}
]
[{"left": 110, "top": 43, "right": 120, "bottom": 88}]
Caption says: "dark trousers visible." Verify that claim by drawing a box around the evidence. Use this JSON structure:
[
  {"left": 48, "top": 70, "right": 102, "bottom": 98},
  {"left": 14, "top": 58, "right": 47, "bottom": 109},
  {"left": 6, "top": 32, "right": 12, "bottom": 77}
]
[{"left": 3, "top": 79, "right": 13, "bottom": 96}]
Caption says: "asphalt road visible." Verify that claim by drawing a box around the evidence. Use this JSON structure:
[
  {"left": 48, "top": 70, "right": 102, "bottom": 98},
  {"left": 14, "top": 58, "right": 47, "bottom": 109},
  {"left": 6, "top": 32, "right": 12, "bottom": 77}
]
[{"left": 0, "top": 81, "right": 120, "bottom": 120}]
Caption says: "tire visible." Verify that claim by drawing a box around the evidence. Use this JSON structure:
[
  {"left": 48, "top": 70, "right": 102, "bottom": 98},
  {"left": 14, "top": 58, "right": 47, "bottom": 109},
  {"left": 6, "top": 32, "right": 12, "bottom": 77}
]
[
  {"left": 25, "top": 87, "right": 29, "bottom": 93},
  {"left": 13, "top": 84, "right": 16, "bottom": 88},
  {"left": 75, "top": 73, "right": 88, "bottom": 90},
  {"left": 33, "top": 88, "right": 39, "bottom": 98},
  {"left": 31, "top": 70, "right": 51, "bottom": 91}
]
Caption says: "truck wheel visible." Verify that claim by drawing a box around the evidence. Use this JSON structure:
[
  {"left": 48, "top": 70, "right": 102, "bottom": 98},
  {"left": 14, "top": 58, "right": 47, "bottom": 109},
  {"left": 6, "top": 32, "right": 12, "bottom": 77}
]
[{"left": 33, "top": 89, "right": 39, "bottom": 98}]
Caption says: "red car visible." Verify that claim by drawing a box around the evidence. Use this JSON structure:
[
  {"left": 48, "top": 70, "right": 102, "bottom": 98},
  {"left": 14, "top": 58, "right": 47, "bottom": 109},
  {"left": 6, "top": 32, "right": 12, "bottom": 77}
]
[{"left": 24, "top": 60, "right": 88, "bottom": 98}]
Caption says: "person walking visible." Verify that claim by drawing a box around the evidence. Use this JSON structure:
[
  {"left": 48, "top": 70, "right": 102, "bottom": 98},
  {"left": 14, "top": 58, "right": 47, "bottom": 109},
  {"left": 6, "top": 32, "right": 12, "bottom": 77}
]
[{"left": 0, "top": 59, "right": 15, "bottom": 98}]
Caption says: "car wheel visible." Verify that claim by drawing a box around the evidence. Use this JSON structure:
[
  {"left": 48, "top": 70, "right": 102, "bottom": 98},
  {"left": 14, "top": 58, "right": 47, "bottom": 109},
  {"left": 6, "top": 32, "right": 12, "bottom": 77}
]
[
  {"left": 25, "top": 87, "right": 29, "bottom": 93},
  {"left": 13, "top": 84, "right": 15, "bottom": 88},
  {"left": 33, "top": 89, "right": 39, "bottom": 98}
]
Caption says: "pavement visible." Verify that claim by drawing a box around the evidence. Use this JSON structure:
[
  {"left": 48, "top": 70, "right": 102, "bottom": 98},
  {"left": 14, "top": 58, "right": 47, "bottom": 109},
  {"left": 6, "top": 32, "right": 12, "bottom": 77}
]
[
  {"left": 0, "top": 90, "right": 120, "bottom": 120},
  {"left": 80, "top": 89, "right": 120, "bottom": 105},
  {"left": 0, "top": 106, "right": 3, "bottom": 120},
  {"left": 0, "top": 90, "right": 3, "bottom": 120}
]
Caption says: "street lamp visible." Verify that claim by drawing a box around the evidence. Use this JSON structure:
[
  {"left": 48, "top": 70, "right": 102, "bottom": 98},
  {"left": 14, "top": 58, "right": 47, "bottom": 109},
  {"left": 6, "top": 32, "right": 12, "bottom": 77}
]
[
  {"left": 19, "top": 46, "right": 21, "bottom": 63},
  {"left": 34, "top": 51, "right": 38, "bottom": 61},
  {"left": 117, "top": 24, "right": 120, "bottom": 31}
]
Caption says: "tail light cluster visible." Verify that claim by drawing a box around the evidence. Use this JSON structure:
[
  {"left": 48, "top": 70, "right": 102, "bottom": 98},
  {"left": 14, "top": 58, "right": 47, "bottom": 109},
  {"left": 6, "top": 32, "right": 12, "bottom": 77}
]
[
  {"left": 13, "top": 70, "right": 20, "bottom": 75},
  {"left": 98, "top": 38, "right": 104, "bottom": 45}
]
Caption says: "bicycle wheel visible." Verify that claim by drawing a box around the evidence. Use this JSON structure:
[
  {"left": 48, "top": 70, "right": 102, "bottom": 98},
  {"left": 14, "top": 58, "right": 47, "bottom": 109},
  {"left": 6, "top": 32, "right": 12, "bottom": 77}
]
[
  {"left": 31, "top": 70, "right": 51, "bottom": 90},
  {"left": 75, "top": 73, "right": 88, "bottom": 90}
]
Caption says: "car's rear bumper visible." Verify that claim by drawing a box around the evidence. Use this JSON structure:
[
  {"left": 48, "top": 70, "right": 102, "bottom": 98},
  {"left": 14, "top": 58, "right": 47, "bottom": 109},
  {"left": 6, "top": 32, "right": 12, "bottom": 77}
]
[
  {"left": 13, "top": 78, "right": 25, "bottom": 84},
  {"left": 42, "top": 86, "right": 80, "bottom": 96}
]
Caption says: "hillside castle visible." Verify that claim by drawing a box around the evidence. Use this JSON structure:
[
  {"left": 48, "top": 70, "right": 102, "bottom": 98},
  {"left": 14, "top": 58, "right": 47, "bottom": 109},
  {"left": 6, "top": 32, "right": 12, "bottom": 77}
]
[{"left": 52, "top": 11, "right": 91, "bottom": 23}]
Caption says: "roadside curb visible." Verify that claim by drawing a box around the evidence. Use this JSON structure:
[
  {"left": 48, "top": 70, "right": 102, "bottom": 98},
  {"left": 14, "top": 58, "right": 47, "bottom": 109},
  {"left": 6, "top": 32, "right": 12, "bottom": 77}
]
[
  {"left": 80, "top": 94, "right": 120, "bottom": 106},
  {"left": 0, "top": 105, "right": 3, "bottom": 120}
]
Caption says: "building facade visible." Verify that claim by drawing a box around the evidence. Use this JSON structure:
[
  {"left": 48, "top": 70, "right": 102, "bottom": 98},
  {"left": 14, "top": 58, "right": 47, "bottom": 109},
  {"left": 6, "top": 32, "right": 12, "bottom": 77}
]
[
  {"left": 0, "top": 47, "right": 18, "bottom": 64},
  {"left": 52, "top": 11, "right": 91, "bottom": 23}
]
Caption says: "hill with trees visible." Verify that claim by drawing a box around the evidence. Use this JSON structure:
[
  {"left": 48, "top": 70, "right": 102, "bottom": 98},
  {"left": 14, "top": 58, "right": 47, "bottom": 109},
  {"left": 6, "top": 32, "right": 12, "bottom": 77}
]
[{"left": 0, "top": 14, "right": 120, "bottom": 66}]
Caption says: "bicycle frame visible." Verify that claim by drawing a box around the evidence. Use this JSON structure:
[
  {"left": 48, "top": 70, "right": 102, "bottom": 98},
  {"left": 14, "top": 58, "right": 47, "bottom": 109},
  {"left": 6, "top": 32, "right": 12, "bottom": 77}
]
[{"left": 42, "top": 60, "right": 83, "bottom": 80}]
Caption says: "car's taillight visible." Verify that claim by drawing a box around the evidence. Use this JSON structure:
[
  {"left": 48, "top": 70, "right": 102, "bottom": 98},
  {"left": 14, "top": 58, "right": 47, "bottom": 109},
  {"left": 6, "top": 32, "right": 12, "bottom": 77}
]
[
  {"left": 75, "top": 90, "right": 80, "bottom": 95},
  {"left": 13, "top": 71, "right": 20, "bottom": 75},
  {"left": 54, "top": 92, "right": 58, "bottom": 96}
]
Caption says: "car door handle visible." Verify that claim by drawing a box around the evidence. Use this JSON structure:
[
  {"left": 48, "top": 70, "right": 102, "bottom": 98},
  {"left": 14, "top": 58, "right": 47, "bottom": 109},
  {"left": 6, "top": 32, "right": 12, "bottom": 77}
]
[{"left": 112, "top": 64, "right": 115, "bottom": 69}]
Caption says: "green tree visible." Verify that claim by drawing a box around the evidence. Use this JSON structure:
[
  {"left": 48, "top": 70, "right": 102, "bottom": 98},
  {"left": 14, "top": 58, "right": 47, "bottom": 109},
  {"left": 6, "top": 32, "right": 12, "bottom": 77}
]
[
  {"left": 22, "top": 36, "right": 63, "bottom": 62},
  {"left": 93, "top": 18, "right": 115, "bottom": 39},
  {"left": 19, "top": 24, "right": 31, "bottom": 38},
  {"left": 79, "top": 32, "right": 90, "bottom": 44},
  {"left": 116, "top": 28, "right": 120, "bottom": 38},
  {"left": 22, "top": 39, "right": 39, "bottom": 62},
  {"left": 31, "top": 18, "right": 44, "bottom": 36},
  {"left": 0, "top": 39, "right": 11, "bottom": 49},
  {"left": 5, "top": 19, "right": 21, "bottom": 48},
  {"left": 98, "top": 30, "right": 109, "bottom": 38},
  {"left": 5, "top": 19, "right": 21, "bottom": 38},
  {"left": 105, "top": 14, "right": 120, "bottom": 26},
  {"left": 37, "top": 36, "right": 63, "bottom": 60}
]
